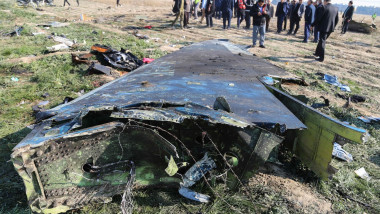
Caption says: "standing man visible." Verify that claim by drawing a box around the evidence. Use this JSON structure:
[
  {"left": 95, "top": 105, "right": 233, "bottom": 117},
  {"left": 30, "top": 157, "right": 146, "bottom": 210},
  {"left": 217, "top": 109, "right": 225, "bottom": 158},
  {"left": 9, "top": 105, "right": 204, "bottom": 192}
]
[
  {"left": 172, "top": 0, "right": 185, "bottom": 29},
  {"left": 244, "top": 0, "right": 254, "bottom": 29},
  {"left": 313, "top": 0, "right": 323, "bottom": 42},
  {"left": 184, "top": 0, "right": 192, "bottom": 28},
  {"left": 285, "top": 0, "right": 295, "bottom": 31},
  {"left": 275, "top": 0, "right": 289, "bottom": 33},
  {"left": 312, "top": 0, "right": 339, "bottom": 62},
  {"left": 206, "top": 0, "right": 216, "bottom": 27},
  {"left": 222, "top": 0, "right": 234, "bottom": 29},
  {"left": 193, "top": 0, "right": 201, "bottom": 20},
  {"left": 63, "top": 0, "right": 70, "bottom": 6},
  {"left": 250, "top": 0, "right": 268, "bottom": 48},
  {"left": 303, "top": 0, "right": 315, "bottom": 42},
  {"left": 265, "top": 0, "right": 274, "bottom": 32},
  {"left": 288, "top": 0, "right": 305, "bottom": 35},
  {"left": 200, "top": 0, "right": 208, "bottom": 23},
  {"left": 341, "top": 1, "right": 354, "bottom": 34},
  {"left": 237, "top": 0, "right": 246, "bottom": 28}
]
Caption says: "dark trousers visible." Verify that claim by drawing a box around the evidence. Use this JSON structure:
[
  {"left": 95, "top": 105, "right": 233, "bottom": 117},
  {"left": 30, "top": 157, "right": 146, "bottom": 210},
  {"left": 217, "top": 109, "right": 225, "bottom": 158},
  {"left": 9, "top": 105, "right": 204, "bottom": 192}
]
[
  {"left": 206, "top": 14, "right": 213, "bottom": 27},
  {"left": 63, "top": 0, "right": 70, "bottom": 6},
  {"left": 184, "top": 12, "right": 190, "bottom": 27},
  {"left": 342, "top": 18, "right": 350, "bottom": 33},
  {"left": 117, "top": 0, "right": 121, "bottom": 6},
  {"left": 237, "top": 9, "right": 245, "bottom": 28},
  {"left": 223, "top": 9, "right": 232, "bottom": 29},
  {"left": 276, "top": 15, "right": 285, "bottom": 33},
  {"left": 314, "top": 28, "right": 320, "bottom": 42},
  {"left": 215, "top": 10, "right": 222, "bottom": 19},
  {"left": 288, "top": 17, "right": 300, "bottom": 34},
  {"left": 265, "top": 17, "right": 271, "bottom": 32},
  {"left": 245, "top": 10, "right": 251, "bottom": 29},
  {"left": 315, "top": 32, "right": 331, "bottom": 61},
  {"left": 284, "top": 16, "right": 288, "bottom": 30},
  {"left": 303, "top": 22, "right": 311, "bottom": 42}
]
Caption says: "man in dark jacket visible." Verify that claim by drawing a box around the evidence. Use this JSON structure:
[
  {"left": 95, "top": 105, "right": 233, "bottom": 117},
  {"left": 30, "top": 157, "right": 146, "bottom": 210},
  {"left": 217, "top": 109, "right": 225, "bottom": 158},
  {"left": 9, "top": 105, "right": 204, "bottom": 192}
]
[
  {"left": 284, "top": 0, "right": 294, "bottom": 30},
  {"left": 288, "top": 0, "right": 305, "bottom": 35},
  {"left": 341, "top": 1, "right": 354, "bottom": 34},
  {"left": 244, "top": 0, "right": 254, "bottom": 29},
  {"left": 313, "top": 0, "right": 323, "bottom": 42},
  {"left": 237, "top": 0, "right": 246, "bottom": 28},
  {"left": 222, "top": 0, "right": 234, "bottom": 29},
  {"left": 250, "top": 0, "right": 268, "bottom": 48},
  {"left": 303, "top": 0, "right": 315, "bottom": 42},
  {"left": 206, "top": 0, "right": 216, "bottom": 27},
  {"left": 275, "top": 0, "right": 289, "bottom": 33},
  {"left": 265, "top": 0, "right": 275, "bottom": 32},
  {"left": 312, "top": 0, "right": 339, "bottom": 62}
]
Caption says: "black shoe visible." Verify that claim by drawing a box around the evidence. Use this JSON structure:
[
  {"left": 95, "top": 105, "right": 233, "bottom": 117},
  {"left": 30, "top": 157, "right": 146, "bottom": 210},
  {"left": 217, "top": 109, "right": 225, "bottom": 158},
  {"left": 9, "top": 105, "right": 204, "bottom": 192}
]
[
  {"left": 315, "top": 57, "right": 323, "bottom": 62},
  {"left": 259, "top": 45, "right": 266, "bottom": 48}
]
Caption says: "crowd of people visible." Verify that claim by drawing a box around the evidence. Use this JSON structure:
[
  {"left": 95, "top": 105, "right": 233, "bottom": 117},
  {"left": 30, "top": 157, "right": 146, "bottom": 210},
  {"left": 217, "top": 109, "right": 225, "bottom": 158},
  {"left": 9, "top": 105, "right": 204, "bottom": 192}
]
[{"left": 171, "top": 0, "right": 355, "bottom": 62}]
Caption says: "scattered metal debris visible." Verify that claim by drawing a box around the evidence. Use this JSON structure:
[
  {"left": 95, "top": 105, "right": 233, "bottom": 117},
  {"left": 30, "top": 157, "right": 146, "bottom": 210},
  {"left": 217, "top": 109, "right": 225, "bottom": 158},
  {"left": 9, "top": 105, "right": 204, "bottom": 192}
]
[
  {"left": 323, "top": 74, "right": 351, "bottom": 92},
  {"left": 38, "top": 21, "right": 70, "bottom": 28},
  {"left": 332, "top": 143, "right": 353, "bottom": 162},
  {"left": 358, "top": 116, "right": 380, "bottom": 124},
  {"left": 91, "top": 44, "right": 143, "bottom": 71},
  {"left": 355, "top": 167, "right": 371, "bottom": 181},
  {"left": 3, "top": 26, "right": 23, "bottom": 37},
  {"left": 47, "top": 43, "right": 69, "bottom": 52},
  {"left": 11, "top": 40, "right": 368, "bottom": 213},
  {"left": 88, "top": 62, "right": 112, "bottom": 76},
  {"left": 132, "top": 30, "right": 149, "bottom": 40}
]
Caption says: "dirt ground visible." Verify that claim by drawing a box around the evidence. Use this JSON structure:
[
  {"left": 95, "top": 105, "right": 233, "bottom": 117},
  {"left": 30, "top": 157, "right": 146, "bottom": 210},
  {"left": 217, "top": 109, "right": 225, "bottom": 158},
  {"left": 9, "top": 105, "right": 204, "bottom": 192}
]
[
  {"left": 27, "top": 0, "right": 380, "bottom": 117},
  {"left": 252, "top": 163, "right": 332, "bottom": 214},
  {"left": 2, "top": 0, "right": 379, "bottom": 213}
]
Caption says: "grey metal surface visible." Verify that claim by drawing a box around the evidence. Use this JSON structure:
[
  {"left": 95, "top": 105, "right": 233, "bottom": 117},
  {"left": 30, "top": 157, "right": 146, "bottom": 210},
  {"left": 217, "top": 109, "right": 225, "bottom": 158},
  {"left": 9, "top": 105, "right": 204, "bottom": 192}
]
[{"left": 14, "top": 40, "right": 305, "bottom": 150}]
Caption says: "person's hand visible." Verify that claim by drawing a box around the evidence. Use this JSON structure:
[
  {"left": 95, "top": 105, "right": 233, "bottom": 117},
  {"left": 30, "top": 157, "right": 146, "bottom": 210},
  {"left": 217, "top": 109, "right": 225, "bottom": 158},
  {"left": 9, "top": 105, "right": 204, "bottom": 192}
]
[
  {"left": 258, "top": 12, "right": 262, "bottom": 16},
  {"left": 263, "top": 11, "right": 267, "bottom": 14}
]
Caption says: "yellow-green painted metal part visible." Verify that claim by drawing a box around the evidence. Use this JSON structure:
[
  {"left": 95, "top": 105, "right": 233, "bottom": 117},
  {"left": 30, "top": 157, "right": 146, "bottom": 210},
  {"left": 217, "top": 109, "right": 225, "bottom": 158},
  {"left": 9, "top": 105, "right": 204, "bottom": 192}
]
[{"left": 264, "top": 84, "right": 368, "bottom": 179}]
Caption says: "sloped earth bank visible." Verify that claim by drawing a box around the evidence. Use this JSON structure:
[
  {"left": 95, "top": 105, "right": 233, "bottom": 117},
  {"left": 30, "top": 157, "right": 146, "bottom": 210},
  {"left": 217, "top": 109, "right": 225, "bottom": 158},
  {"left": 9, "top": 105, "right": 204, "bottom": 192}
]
[{"left": 1, "top": 0, "right": 379, "bottom": 213}]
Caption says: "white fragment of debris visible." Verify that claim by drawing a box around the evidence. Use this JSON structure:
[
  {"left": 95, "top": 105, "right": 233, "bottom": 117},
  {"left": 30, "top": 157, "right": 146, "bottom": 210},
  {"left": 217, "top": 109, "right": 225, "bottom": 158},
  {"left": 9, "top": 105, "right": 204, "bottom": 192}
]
[
  {"left": 332, "top": 143, "right": 353, "bottom": 162},
  {"left": 229, "top": 83, "right": 235, "bottom": 87},
  {"left": 355, "top": 167, "right": 371, "bottom": 181},
  {"left": 38, "top": 101, "right": 50, "bottom": 106},
  {"left": 32, "top": 32, "right": 45, "bottom": 36},
  {"left": 47, "top": 43, "right": 69, "bottom": 52},
  {"left": 52, "top": 36, "right": 74, "bottom": 47},
  {"left": 178, "top": 186, "right": 211, "bottom": 203}
]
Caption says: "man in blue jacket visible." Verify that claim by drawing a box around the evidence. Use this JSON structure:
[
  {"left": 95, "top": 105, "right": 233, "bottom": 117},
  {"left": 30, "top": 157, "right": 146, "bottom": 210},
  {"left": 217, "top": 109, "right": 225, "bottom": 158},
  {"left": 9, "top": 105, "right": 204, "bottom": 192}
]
[
  {"left": 303, "top": 0, "right": 315, "bottom": 42},
  {"left": 222, "top": 0, "right": 234, "bottom": 29},
  {"left": 275, "top": 0, "right": 289, "bottom": 33}
]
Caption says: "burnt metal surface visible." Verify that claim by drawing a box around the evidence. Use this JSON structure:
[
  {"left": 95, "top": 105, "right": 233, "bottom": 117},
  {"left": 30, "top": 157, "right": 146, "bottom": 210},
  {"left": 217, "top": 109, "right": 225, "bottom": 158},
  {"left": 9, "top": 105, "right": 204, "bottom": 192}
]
[{"left": 36, "top": 40, "right": 302, "bottom": 132}]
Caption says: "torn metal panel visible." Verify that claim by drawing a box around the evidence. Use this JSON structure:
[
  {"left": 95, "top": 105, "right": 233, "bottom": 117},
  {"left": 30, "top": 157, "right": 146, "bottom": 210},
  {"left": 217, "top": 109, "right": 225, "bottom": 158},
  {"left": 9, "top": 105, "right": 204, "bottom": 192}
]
[
  {"left": 44, "top": 40, "right": 305, "bottom": 131},
  {"left": 263, "top": 83, "right": 368, "bottom": 179},
  {"left": 12, "top": 40, "right": 305, "bottom": 213}
]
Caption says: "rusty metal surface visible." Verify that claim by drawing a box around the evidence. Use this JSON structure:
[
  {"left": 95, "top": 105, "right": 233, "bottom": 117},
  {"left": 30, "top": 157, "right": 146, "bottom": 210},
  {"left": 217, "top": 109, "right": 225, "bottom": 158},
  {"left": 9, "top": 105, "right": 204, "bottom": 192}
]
[{"left": 14, "top": 40, "right": 305, "bottom": 150}]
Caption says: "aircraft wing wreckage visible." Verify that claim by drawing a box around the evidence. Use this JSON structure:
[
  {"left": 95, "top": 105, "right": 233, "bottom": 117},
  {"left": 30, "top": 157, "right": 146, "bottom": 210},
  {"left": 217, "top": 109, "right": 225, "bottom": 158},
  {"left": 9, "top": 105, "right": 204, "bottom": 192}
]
[{"left": 11, "top": 40, "right": 368, "bottom": 213}]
